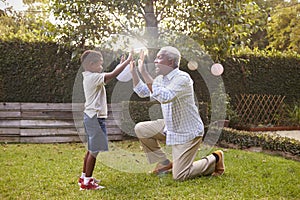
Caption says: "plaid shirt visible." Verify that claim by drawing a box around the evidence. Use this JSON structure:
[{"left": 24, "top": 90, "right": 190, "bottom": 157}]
[{"left": 134, "top": 68, "right": 204, "bottom": 145}]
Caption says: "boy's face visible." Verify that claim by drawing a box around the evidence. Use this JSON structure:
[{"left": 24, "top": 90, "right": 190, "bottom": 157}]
[{"left": 88, "top": 59, "right": 103, "bottom": 73}]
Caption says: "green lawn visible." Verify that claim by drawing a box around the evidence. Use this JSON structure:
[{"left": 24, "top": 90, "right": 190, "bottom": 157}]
[{"left": 1, "top": 141, "right": 299, "bottom": 200}]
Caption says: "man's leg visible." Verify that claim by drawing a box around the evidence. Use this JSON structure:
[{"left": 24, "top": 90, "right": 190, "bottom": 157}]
[
  {"left": 172, "top": 137, "right": 216, "bottom": 181},
  {"left": 134, "top": 119, "right": 167, "bottom": 164}
]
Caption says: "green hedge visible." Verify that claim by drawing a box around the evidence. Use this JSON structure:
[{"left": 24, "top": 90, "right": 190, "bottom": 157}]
[
  {"left": 0, "top": 40, "right": 77, "bottom": 102},
  {"left": 218, "top": 128, "right": 300, "bottom": 157},
  {"left": 222, "top": 55, "right": 300, "bottom": 105},
  {"left": 0, "top": 40, "right": 120, "bottom": 103},
  {"left": 0, "top": 40, "right": 299, "bottom": 104},
  {"left": 184, "top": 55, "right": 300, "bottom": 105}
]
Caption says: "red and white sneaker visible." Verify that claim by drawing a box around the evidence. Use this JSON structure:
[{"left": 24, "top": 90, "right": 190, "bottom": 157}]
[
  {"left": 78, "top": 177, "right": 100, "bottom": 186},
  {"left": 80, "top": 179, "right": 104, "bottom": 190}
]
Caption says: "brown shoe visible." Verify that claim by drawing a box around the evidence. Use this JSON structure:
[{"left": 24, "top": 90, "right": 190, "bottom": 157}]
[
  {"left": 212, "top": 150, "right": 225, "bottom": 176},
  {"left": 152, "top": 162, "right": 173, "bottom": 175}
]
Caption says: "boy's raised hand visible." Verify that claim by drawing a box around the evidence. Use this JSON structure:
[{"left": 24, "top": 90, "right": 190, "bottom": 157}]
[
  {"left": 119, "top": 54, "right": 125, "bottom": 64},
  {"left": 126, "top": 50, "right": 134, "bottom": 62}
]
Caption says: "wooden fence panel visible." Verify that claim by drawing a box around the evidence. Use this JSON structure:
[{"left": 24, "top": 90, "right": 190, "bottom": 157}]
[{"left": 0, "top": 102, "right": 123, "bottom": 143}]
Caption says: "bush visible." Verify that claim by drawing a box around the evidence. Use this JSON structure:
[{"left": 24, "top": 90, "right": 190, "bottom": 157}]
[
  {"left": 0, "top": 40, "right": 299, "bottom": 105},
  {"left": 287, "top": 103, "right": 300, "bottom": 126},
  {"left": 0, "top": 40, "right": 78, "bottom": 102},
  {"left": 218, "top": 128, "right": 300, "bottom": 157}
]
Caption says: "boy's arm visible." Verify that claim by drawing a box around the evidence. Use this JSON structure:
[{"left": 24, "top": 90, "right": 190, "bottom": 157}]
[{"left": 104, "top": 52, "right": 133, "bottom": 83}]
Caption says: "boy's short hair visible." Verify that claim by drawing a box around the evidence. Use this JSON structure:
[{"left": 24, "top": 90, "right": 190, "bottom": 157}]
[{"left": 81, "top": 50, "right": 103, "bottom": 70}]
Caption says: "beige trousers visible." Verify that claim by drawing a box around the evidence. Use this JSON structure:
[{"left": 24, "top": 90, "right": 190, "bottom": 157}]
[{"left": 135, "top": 119, "right": 216, "bottom": 181}]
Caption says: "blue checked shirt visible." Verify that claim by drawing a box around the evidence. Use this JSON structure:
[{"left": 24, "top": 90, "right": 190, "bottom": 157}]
[{"left": 134, "top": 68, "right": 204, "bottom": 145}]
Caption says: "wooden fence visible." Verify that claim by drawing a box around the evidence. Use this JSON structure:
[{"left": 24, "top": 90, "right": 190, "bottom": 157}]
[
  {"left": 235, "top": 94, "right": 286, "bottom": 126},
  {"left": 0, "top": 103, "right": 123, "bottom": 143}
]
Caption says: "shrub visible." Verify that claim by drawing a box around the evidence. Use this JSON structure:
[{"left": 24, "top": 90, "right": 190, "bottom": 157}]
[{"left": 218, "top": 128, "right": 300, "bottom": 157}]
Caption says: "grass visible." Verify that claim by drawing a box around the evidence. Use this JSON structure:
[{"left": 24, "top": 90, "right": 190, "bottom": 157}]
[{"left": 0, "top": 140, "right": 299, "bottom": 200}]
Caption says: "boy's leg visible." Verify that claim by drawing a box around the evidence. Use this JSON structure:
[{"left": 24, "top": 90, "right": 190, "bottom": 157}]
[
  {"left": 85, "top": 152, "right": 96, "bottom": 177},
  {"left": 82, "top": 151, "right": 89, "bottom": 174},
  {"left": 82, "top": 114, "right": 107, "bottom": 184},
  {"left": 172, "top": 136, "right": 216, "bottom": 181},
  {"left": 78, "top": 114, "right": 106, "bottom": 190},
  {"left": 134, "top": 119, "right": 167, "bottom": 164}
]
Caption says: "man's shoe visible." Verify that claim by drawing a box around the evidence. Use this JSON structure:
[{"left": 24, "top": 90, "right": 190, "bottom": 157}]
[
  {"left": 80, "top": 179, "right": 104, "bottom": 190},
  {"left": 152, "top": 162, "right": 173, "bottom": 175},
  {"left": 212, "top": 150, "right": 225, "bottom": 176},
  {"left": 78, "top": 177, "right": 100, "bottom": 186}
]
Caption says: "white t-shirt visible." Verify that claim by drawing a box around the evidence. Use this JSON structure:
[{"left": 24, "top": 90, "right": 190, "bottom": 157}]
[{"left": 82, "top": 71, "right": 107, "bottom": 118}]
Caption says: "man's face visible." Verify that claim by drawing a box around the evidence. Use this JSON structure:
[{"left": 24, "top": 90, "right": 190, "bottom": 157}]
[{"left": 154, "top": 50, "right": 174, "bottom": 76}]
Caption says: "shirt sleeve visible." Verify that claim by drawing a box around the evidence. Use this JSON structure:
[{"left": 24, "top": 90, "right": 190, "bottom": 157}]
[
  {"left": 133, "top": 80, "right": 151, "bottom": 98},
  {"left": 92, "top": 72, "right": 105, "bottom": 86},
  {"left": 151, "top": 75, "right": 190, "bottom": 104}
]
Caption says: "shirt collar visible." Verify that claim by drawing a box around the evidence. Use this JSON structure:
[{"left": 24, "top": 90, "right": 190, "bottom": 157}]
[{"left": 164, "top": 68, "right": 179, "bottom": 81}]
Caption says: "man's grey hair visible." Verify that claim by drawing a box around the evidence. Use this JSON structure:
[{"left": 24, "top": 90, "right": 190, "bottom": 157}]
[{"left": 160, "top": 46, "right": 181, "bottom": 68}]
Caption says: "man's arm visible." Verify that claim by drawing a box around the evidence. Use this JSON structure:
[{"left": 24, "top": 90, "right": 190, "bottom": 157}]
[
  {"left": 136, "top": 50, "right": 154, "bottom": 92},
  {"left": 139, "top": 65, "right": 154, "bottom": 93},
  {"left": 130, "top": 58, "right": 151, "bottom": 98},
  {"left": 130, "top": 61, "right": 140, "bottom": 88}
]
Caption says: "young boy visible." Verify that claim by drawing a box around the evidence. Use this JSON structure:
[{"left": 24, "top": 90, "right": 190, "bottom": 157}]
[{"left": 78, "top": 50, "right": 132, "bottom": 190}]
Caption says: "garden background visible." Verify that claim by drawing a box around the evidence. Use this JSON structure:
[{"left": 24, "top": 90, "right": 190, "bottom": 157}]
[{"left": 0, "top": 0, "right": 299, "bottom": 199}]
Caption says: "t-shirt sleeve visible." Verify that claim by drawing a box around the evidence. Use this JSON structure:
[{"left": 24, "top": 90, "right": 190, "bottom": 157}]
[{"left": 91, "top": 72, "right": 105, "bottom": 86}]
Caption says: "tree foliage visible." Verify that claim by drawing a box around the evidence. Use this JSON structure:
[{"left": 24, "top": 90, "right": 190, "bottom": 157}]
[
  {"left": 50, "top": 0, "right": 266, "bottom": 60},
  {"left": 267, "top": 3, "right": 300, "bottom": 53},
  {"left": 162, "top": 1, "right": 263, "bottom": 60},
  {"left": 0, "top": 0, "right": 56, "bottom": 42},
  {"left": 1, "top": 0, "right": 299, "bottom": 57},
  {"left": 51, "top": 0, "right": 120, "bottom": 48}
]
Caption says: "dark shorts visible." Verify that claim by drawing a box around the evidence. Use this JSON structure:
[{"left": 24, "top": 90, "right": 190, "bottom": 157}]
[{"left": 83, "top": 113, "right": 108, "bottom": 153}]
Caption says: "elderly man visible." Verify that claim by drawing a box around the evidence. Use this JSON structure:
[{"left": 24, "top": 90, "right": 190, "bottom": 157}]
[{"left": 130, "top": 46, "right": 225, "bottom": 181}]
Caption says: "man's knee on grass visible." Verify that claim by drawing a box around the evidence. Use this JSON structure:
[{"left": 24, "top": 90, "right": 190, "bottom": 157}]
[{"left": 172, "top": 170, "right": 190, "bottom": 181}]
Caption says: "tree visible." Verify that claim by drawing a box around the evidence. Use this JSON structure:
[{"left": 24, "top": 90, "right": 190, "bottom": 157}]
[
  {"left": 0, "top": 0, "right": 56, "bottom": 42},
  {"left": 160, "top": 1, "right": 262, "bottom": 60},
  {"left": 267, "top": 3, "right": 300, "bottom": 53},
  {"left": 51, "top": 0, "right": 264, "bottom": 60},
  {"left": 246, "top": 0, "right": 299, "bottom": 51}
]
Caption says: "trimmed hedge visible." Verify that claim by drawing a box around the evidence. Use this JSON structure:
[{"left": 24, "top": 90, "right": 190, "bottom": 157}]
[
  {"left": 184, "top": 55, "right": 300, "bottom": 105},
  {"left": 0, "top": 40, "right": 299, "bottom": 104},
  {"left": 222, "top": 55, "right": 300, "bottom": 105},
  {"left": 0, "top": 41, "right": 120, "bottom": 103},
  {"left": 218, "top": 128, "right": 300, "bottom": 157},
  {"left": 0, "top": 40, "right": 77, "bottom": 102}
]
